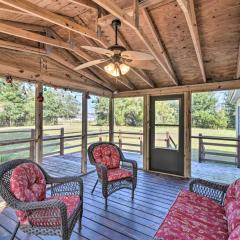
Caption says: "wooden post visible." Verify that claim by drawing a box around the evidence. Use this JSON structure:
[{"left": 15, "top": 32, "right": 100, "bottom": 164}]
[
  {"left": 198, "top": 133, "right": 203, "bottom": 163},
  {"left": 29, "top": 129, "right": 35, "bottom": 160},
  {"left": 166, "top": 131, "right": 170, "bottom": 148},
  {"left": 237, "top": 135, "right": 240, "bottom": 168},
  {"left": 143, "top": 95, "right": 150, "bottom": 171},
  {"left": 140, "top": 133, "right": 143, "bottom": 155},
  {"left": 109, "top": 97, "right": 114, "bottom": 143},
  {"left": 35, "top": 82, "right": 43, "bottom": 164},
  {"left": 60, "top": 127, "right": 64, "bottom": 155},
  {"left": 81, "top": 92, "right": 88, "bottom": 174},
  {"left": 118, "top": 129, "right": 122, "bottom": 149},
  {"left": 184, "top": 92, "right": 191, "bottom": 178}
]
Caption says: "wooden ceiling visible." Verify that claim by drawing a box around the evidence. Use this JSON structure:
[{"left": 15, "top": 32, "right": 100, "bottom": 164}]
[{"left": 0, "top": 0, "right": 239, "bottom": 97}]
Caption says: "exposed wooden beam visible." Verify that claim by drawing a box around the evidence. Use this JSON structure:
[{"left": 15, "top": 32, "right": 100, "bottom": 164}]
[
  {"left": 0, "top": 61, "right": 112, "bottom": 96},
  {"left": 67, "top": 0, "right": 98, "bottom": 10},
  {"left": 176, "top": 0, "right": 206, "bottom": 82},
  {"left": 0, "top": 2, "right": 27, "bottom": 14},
  {"left": 133, "top": 0, "right": 139, "bottom": 28},
  {"left": 141, "top": 8, "right": 176, "bottom": 79},
  {"left": 237, "top": 42, "right": 240, "bottom": 79},
  {"left": 0, "top": 0, "right": 101, "bottom": 43},
  {"left": 0, "top": 37, "right": 114, "bottom": 91},
  {"left": 98, "top": 0, "right": 173, "bottom": 27},
  {"left": 0, "top": 39, "right": 46, "bottom": 55},
  {"left": 0, "top": 0, "right": 151, "bottom": 89},
  {"left": 114, "top": 79, "right": 240, "bottom": 97},
  {"left": 0, "top": 22, "right": 117, "bottom": 91},
  {"left": 0, "top": 20, "right": 46, "bottom": 32},
  {"left": 47, "top": 51, "right": 115, "bottom": 91},
  {"left": 92, "top": 0, "right": 177, "bottom": 85},
  {"left": 139, "top": 0, "right": 169, "bottom": 8},
  {"left": 47, "top": 28, "right": 133, "bottom": 91}
]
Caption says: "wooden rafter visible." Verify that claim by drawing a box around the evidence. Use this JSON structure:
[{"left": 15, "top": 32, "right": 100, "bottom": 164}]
[
  {"left": 237, "top": 42, "right": 240, "bottom": 79},
  {"left": 0, "top": 23, "right": 115, "bottom": 91},
  {"left": 0, "top": 0, "right": 153, "bottom": 89},
  {"left": 92, "top": 0, "right": 178, "bottom": 85},
  {"left": 176, "top": 0, "right": 206, "bottom": 82},
  {"left": 0, "top": 0, "right": 101, "bottom": 43},
  {"left": 0, "top": 20, "right": 45, "bottom": 32},
  {"left": 114, "top": 79, "right": 240, "bottom": 98},
  {"left": 67, "top": 0, "right": 98, "bottom": 10},
  {"left": 48, "top": 29, "right": 134, "bottom": 90},
  {"left": 0, "top": 39, "right": 46, "bottom": 55},
  {"left": 46, "top": 29, "right": 117, "bottom": 91},
  {"left": 141, "top": 8, "right": 176, "bottom": 80},
  {"left": 0, "top": 61, "right": 112, "bottom": 96}
]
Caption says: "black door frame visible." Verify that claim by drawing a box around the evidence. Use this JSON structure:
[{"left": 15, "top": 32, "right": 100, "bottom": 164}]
[{"left": 149, "top": 94, "right": 185, "bottom": 176}]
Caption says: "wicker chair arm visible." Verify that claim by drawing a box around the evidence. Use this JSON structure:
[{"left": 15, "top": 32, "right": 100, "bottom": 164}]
[
  {"left": 18, "top": 199, "right": 66, "bottom": 211},
  {"left": 189, "top": 178, "right": 229, "bottom": 204},
  {"left": 121, "top": 159, "right": 137, "bottom": 170},
  {"left": 47, "top": 175, "right": 83, "bottom": 185},
  {"left": 47, "top": 175, "right": 83, "bottom": 198},
  {"left": 96, "top": 163, "right": 108, "bottom": 180}
]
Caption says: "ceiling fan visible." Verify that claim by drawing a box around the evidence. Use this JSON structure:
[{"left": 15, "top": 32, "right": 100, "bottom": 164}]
[{"left": 74, "top": 19, "right": 156, "bottom": 77}]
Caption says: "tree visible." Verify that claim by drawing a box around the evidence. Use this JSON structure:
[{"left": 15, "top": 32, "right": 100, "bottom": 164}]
[
  {"left": 224, "top": 91, "right": 235, "bottom": 129},
  {"left": 192, "top": 92, "right": 227, "bottom": 129},
  {"left": 0, "top": 80, "right": 81, "bottom": 127},
  {"left": 0, "top": 82, "right": 30, "bottom": 126},
  {"left": 93, "top": 97, "right": 143, "bottom": 127},
  {"left": 43, "top": 88, "right": 80, "bottom": 125}
]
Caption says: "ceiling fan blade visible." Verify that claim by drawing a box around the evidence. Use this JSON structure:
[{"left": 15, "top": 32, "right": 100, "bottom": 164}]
[
  {"left": 127, "top": 60, "right": 156, "bottom": 70},
  {"left": 74, "top": 59, "right": 108, "bottom": 71},
  {"left": 81, "top": 46, "right": 114, "bottom": 57},
  {"left": 121, "top": 51, "right": 154, "bottom": 61}
]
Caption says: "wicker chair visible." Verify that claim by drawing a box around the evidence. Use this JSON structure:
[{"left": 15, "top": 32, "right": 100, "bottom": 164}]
[
  {"left": 0, "top": 159, "right": 83, "bottom": 240},
  {"left": 88, "top": 142, "right": 137, "bottom": 208}
]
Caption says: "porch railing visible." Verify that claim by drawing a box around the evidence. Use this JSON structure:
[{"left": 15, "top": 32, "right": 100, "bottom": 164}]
[
  {"left": 0, "top": 128, "right": 144, "bottom": 162},
  {"left": 192, "top": 134, "right": 240, "bottom": 167}
]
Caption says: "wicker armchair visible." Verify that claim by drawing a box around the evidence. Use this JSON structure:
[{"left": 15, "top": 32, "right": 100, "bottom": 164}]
[
  {"left": 0, "top": 159, "right": 83, "bottom": 240},
  {"left": 88, "top": 142, "right": 137, "bottom": 208},
  {"left": 189, "top": 178, "right": 229, "bottom": 205}
]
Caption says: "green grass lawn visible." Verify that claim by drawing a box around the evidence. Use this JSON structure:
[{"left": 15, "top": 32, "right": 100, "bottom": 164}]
[{"left": 0, "top": 123, "right": 237, "bottom": 164}]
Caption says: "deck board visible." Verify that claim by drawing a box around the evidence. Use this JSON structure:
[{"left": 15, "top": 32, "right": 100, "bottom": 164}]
[{"left": 0, "top": 155, "right": 189, "bottom": 240}]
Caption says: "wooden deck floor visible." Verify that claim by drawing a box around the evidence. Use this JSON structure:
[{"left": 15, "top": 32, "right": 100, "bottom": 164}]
[
  {"left": 42, "top": 152, "right": 240, "bottom": 183},
  {"left": 0, "top": 166, "right": 188, "bottom": 240},
  {"left": 1, "top": 152, "right": 239, "bottom": 239}
]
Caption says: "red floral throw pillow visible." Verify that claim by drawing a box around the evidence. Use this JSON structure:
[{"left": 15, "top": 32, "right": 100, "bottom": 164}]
[
  {"left": 93, "top": 144, "right": 120, "bottom": 169},
  {"left": 10, "top": 163, "right": 46, "bottom": 224}
]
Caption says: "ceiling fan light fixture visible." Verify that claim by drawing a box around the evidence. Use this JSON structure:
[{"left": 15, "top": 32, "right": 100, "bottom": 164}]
[{"left": 104, "top": 62, "right": 130, "bottom": 77}]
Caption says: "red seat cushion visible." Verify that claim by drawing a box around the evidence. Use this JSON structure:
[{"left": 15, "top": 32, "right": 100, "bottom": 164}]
[
  {"left": 228, "top": 207, "right": 240, "bottom": 233},
  {"left": 229, "top": 225, "right": 240, "bottom": 240},
  {"left": 93, "top": 144, "right": 120, "bottom": 169},
  {"left": 155, "top": 190, "right": 228, "bottom": 240},
  {"left": 107, "top": 168, "right": 132, "bottom": 181},
  {"left": 224, "top": 179, "right": 240, "bottom": 207},
  {"left": 10, "top": 163, "right": 46, "bottom": 224},
  {"left": 27, "top": 195, "right": 81, "bottom": 227}
]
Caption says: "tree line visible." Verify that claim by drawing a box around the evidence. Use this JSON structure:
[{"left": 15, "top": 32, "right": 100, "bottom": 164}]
[
  {"left": 93, "top": 92, "right": 235, "bottom": 129},
  {"left": 0, "top": 80, "right": 236, "bottom": 129},
  {"left": 0, "top": 81, "right": 80, "bottom": 127}
]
